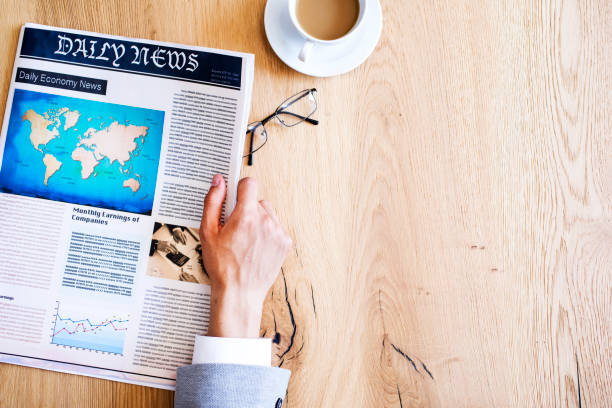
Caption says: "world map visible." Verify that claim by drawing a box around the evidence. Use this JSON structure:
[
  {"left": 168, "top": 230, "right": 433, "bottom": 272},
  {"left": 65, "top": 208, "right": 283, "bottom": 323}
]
[{"left": 0, "top": 89, "right": 164, "bottom": 215}]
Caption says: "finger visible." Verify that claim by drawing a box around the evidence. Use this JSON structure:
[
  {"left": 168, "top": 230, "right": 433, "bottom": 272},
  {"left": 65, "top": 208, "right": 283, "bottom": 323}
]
[
  {"left": 202, "top": 174, "right": 226, "bottom": 234},
  {"left": 169, "top": 244, "right": 178, "bottom": 254},
  {"left": 236, "top": 177, "right": 258, "bottom": 209},
  {"left": 259, "top": 200, "right": 280, "bottom": 224}
]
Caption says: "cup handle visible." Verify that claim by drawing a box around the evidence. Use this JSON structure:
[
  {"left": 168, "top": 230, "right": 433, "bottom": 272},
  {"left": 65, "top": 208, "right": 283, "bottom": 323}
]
[{"left": 298, "top": 40, "right": 315, "bottom": 63}]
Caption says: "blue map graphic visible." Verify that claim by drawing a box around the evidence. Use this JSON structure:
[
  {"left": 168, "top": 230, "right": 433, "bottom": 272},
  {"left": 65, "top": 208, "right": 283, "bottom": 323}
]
[{"left": 0, "top": 89, "right": 164, "bottom": 214}]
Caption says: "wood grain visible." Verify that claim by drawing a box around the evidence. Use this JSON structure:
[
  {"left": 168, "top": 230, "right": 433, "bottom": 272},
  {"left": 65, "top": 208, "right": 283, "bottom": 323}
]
[{"left": 0, "top": 0, "right": 611, "bottom": 406}]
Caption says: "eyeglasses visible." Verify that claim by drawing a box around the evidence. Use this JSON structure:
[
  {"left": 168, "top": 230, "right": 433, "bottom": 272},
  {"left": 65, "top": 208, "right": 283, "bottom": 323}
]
[{"left": 244, "top": 88, "right": 319, "bottom": 165}]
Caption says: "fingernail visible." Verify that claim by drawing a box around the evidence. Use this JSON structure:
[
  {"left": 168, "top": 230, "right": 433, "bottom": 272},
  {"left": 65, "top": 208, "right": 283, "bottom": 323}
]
[{"left": 211, "top": 175, "right": 222, "bottom": 187}]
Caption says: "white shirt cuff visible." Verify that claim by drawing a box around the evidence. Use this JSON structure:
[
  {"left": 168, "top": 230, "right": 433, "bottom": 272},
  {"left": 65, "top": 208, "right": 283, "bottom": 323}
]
[{"left": 191, "top": 335, "right": 271, "bottom": 367}]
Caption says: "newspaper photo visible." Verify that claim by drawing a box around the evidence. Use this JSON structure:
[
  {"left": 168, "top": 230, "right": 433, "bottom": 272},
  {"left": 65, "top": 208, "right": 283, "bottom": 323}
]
[{"left": 0, "top": 23, "right": 254, "bottom": 389}]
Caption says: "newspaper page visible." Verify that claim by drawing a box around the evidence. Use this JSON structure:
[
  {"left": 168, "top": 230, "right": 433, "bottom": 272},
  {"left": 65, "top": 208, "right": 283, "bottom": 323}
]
[{"left": 0, "top": 23, "right": 253, "bottom": 389}]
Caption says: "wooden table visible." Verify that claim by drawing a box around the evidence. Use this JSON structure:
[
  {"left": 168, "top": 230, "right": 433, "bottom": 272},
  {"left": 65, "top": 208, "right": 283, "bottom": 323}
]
[{"left": 1, "top": 0, "right": 610, "bottom": 406}]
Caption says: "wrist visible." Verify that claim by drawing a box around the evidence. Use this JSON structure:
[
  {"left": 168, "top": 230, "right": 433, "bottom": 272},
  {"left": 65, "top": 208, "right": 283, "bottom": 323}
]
[{"left": 207, "top": 286, "right": 263, "bottom": 338}]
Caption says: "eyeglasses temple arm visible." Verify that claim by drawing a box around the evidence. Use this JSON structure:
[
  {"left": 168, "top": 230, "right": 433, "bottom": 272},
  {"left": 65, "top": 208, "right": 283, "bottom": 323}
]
[
  {"left": 247, "top": 130, "right": 255, "bottom": 166},
  {"left": 277, "top": 111, "right": 319, "bottom": 125}
]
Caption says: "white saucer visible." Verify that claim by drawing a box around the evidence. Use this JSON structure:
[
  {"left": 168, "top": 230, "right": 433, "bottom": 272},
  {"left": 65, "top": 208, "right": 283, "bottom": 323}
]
[{"left": 264, "top": 0, "right": 383, "bottom": 77}]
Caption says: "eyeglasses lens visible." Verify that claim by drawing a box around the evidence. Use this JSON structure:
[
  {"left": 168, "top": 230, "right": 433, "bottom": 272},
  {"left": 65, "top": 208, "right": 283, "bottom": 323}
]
[
  {"left": 248, "top": 123, "right": 268, "bottom": 154},
  {"left": 276, "top": 90, "right": 317, "bottom": 127}
]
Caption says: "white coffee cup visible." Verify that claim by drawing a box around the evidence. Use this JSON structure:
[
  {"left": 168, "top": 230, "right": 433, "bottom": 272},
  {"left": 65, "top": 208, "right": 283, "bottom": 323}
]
[{"left": 288, "top": 0, "right": 368, "bottom": 63}]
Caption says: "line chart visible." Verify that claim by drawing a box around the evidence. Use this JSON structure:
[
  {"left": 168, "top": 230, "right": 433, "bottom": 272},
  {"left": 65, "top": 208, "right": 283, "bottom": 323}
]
[{"left": 50, "top": 301, "right": 129, "bottom": 355}]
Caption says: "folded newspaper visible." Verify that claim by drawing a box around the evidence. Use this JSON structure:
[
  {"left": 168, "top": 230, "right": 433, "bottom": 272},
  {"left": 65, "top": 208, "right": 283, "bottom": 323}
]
[{"left": 0, "top": 23, "right": 253, "bottom": 389}]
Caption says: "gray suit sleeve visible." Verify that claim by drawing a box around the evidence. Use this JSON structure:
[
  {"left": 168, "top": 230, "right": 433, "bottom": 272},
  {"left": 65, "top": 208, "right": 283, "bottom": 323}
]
[{"left": 175, "top": 363, "right": 291, "bottom": 408}]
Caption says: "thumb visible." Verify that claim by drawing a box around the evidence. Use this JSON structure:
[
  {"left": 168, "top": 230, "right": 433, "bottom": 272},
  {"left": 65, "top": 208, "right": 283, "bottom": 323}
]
[{"left": 201, "top": 174, "right": 226, "bottom": 235}]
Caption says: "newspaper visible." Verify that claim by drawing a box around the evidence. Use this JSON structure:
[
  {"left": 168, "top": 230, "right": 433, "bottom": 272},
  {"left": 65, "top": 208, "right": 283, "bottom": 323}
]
[{"left": 0, "top": 23, "right": 253, "bottom": 389}]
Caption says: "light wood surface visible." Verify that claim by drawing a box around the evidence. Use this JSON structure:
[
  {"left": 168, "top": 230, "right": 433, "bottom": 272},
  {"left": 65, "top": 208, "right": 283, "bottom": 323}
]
[{"left": 1, "top": 0, "right": 611, "bottom": 407}]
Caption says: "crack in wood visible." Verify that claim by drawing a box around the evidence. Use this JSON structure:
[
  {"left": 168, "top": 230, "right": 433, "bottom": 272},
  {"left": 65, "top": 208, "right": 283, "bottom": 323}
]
[
  {"left": 397, "top": 384, "right": 403, "bottom": 408},
  {"left": 277, "top": 268, "right": 297, "bottom": 361},
  {"left": 576, "top": 353, "right": 582, "bottom": 408},
  {"left": 391, "top": 343, "right": 420, "bottom": 374},
  {"left": 380, "top": 288, "right": 434, "bottom": 381},
  {"left": 310, "top": 284, "right": 316, "bottom": 317},
  {"left": 286, "top": 340, "right": 305, "bottom": 362},
  {"left": 391, "top": 345, "right": 435, "bottom": 380},
  {"left": 379, "top": 290, "right": 388, "bottom": 363},
  {"left": 294, "top": 246, "right": 304, "bottom": 268},
  {"left": 420, "top": 360, "right": 434, "bottom": 380}
]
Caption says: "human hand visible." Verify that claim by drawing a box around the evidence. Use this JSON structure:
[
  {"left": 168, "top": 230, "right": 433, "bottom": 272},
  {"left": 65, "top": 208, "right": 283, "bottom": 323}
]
[
  {"left": 178, "top": 270, "right": 199, "bottom": 283},
  {"left": 171, "top": 228, "right": 187, "bottom": 245},
  {"left": 200, "top": 174, "right": 292, "bottom": 338},
  {"left": 157, "top": 241, "right": 178, "bottom": 254}
]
